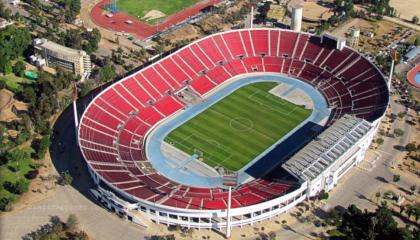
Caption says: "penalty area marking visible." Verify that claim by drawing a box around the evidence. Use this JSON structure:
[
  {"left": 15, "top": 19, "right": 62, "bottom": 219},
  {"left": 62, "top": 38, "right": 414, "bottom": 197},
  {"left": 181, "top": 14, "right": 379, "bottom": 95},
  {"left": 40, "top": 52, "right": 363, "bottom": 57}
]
[{"left": 247, "top": 89, "right": 299, "bottom": 116}]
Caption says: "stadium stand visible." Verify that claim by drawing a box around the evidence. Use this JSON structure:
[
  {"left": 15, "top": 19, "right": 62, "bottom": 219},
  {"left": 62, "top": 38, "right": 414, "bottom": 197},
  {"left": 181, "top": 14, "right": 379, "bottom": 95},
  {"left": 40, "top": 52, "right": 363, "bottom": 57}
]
[{"left": 79, "top": 29, "right": 388, "bottom": 229}]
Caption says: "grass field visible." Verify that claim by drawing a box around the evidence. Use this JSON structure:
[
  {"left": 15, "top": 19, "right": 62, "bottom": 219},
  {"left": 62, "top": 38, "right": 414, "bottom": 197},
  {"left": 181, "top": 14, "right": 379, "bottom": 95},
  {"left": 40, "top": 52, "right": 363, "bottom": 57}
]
[
  {"left": 118, "top": 0, "right": 200, "bottom": 22},
  {"left": 165, "top": 82, "right": 311, "bottom": 171},
  {"left": 0, "top": 148, "right": 36, "bottom": 208},
  {"left": 0, "top": 74, "right": 33, "bottom": 93}
]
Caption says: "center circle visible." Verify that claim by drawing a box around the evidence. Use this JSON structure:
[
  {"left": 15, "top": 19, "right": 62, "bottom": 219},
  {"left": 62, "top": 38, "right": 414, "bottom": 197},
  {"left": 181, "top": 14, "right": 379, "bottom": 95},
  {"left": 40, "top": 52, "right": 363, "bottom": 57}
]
[{"left": 229, "top": 117, "right": 254, "bottom": 132}]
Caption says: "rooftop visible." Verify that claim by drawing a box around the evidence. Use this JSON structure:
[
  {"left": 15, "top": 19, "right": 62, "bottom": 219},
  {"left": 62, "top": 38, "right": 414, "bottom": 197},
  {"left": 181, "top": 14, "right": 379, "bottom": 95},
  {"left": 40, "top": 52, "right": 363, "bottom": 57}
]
[
  {"left": 282, "top": 115, "right": 372, "bottom": 181},
  {"left": 34, "top": 38, "right": 87, "bottom": 57},
  {"left": 405, "top": 47, "right": 420, "bottom": 60}
]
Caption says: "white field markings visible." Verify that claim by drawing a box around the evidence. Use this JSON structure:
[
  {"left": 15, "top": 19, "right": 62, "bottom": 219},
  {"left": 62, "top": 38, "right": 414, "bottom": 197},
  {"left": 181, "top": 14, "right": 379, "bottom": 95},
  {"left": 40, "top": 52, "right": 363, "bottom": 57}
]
[
  {"left": 207, "top": 108, "right": 277, "bottom": 142},
  {"left": 165, "top": 132, "right": 234, "bottom": 169},
  {"left": 247, "top": 87, "right": 300, "bottom": 116}
]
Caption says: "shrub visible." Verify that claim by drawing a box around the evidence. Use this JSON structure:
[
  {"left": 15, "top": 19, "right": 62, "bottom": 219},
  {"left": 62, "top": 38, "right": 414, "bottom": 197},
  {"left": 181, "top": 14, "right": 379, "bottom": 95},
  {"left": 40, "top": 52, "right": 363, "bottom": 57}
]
[
  {"left": 394, "top": 128, "right": 404, "bottom": 137},
  {"left": 59, "top": 171, "right": 73, "bottom": 185},
  {"left": 319, "top": 190, "right": 329, "bottom": 200},
  {"left": 376, "top": 138, "right": 384, "bottom": 145},
  {"left": 66, "top": 214, "right": 78, "bottom": 231},
  {"left": 13, "top": 61, "right": 25, "bottom": 77},
  {"left": 25, "top": 169, "right": 39, "bottom": 180},
  {"left": 393, "top": 174, "right": 400, "bottom": 183},
  {"left": 0, "top": 197, "right": 12, "bottom": 211},
  {"left": 3, "top": 179, "right": 29, "bottom": 194},
  {"left": 15, "top": 179, "right": 29, "bottom": 194}
]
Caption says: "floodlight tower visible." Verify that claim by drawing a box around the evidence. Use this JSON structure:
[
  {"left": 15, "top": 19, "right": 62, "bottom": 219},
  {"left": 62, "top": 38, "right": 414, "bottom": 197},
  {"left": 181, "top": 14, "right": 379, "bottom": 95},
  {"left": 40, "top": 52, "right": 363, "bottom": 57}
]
[
  {"left": 72, "top": 84, "right": 79, "bottom": 146},
  {"left": 111, "top": 0, "right": 118, "bottom": 13}
]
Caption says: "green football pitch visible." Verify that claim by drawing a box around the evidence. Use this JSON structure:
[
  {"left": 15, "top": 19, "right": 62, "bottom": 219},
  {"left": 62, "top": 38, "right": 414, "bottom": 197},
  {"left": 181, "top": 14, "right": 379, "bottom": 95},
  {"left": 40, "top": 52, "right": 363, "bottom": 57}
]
[
  {"left": 117, "top": 0, "right": 201, "bottom": 23},
  {"left": 164, "top": 82, "right": 312, "bottom": 171}
]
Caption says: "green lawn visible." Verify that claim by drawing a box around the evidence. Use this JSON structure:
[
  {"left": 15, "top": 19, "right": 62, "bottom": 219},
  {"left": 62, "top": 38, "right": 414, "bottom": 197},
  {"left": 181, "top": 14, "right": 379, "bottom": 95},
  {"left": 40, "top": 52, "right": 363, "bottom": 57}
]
[
  {"left": 118, "top": 0, "right": 201, "bottom": 23},
  {"left": 164, "top": 82, "right": 311, "bottom": 171},
  {"left": 0, "top": 148, "right": 36, "bottom": 206}
]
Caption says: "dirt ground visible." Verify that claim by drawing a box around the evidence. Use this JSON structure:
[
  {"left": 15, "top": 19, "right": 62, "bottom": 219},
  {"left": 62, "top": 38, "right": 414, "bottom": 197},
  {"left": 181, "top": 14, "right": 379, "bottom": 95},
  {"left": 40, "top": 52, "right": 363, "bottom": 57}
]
[
  {"left": 331, "top": 18, "right": 420, "bottom": 55},
  {"left": 390, "top": 0, "right": 420, "bottom": 22},
  {"left": 0, "top": 89, "right": 13, "bottom": 110},
  {"left": 163, "top": 24, "right": 200, "bottom": 43},
  {"left": 301, "top": 1, "right": 333, "bottom": 21},
  {"left": 267, "top": 4, "right": 286, "bottom": 22},
  {"left": 288, "top": 0, "right": 333, "bottom": 22},
  {"left": 0, "top": 89, "right": 27, "bottom": 122},
  {"left": 142, "top": 10, "right": 166, "bottom": 21}
]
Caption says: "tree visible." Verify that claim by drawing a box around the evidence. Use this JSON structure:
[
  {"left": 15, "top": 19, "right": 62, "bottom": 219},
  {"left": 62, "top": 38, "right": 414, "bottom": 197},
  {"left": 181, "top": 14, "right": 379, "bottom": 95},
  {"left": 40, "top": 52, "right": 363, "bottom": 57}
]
[
  {"left": 412, "top": 15, "right": 419, "bottom": 24},
  {"left": 14, "top": 179, "right": 29, "bottom": 194},
  {"left": 400, "top": 205, "right": 405, "bottom": 214},
  {"left": 415, "top": 37, "right": 420, "bottom": 46},
  {"left": 60, "top": 171, "right": 73, "bottom": 185},
  {"left": 394, "top": 128, "right": 404, "bottom": 137},
  {"left": 319, "top": 190, "right": 329, "bottom": 200},
  {"left": 0, "top": 26, "right": 31, "bottom": 72},
  {"left": 21, "top": 87, "right": 36, "bottom": 106},
  {"left": 13, "top": 61, "right": 25, "bottom": 77},
  {"left": 397, "top": 111, "right": 406, "bottom": 119},
  {"left": 393, "top": 174, "right": 400, "bottom": 183},
  {"left": 3, "top": 61, "right": 12, "bottom": 75},
  {"left": 0, "top": 197, "right": 13, "bottom": 211},
  {"left": 333, "top": 203, "right": 419, "bottom": 240},
  {"left": 66, "top": 214, "right": 78, "bottom": 231},
  {"left": 34, "top": 135, "right": 51, "bottom": 159},
  {"left": 99, "top": 63, "right": 116, "bottom": 82},
  {"left": 405, "top": 143, "right": 417, "bottom": 152},
  {"left": 376, "top": 138, "right": 384, "bottom": 145}
]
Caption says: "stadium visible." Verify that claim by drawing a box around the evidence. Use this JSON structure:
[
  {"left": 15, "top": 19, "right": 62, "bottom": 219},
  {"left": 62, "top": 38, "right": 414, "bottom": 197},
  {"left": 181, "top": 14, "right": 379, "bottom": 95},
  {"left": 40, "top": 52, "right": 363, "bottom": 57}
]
[{"left": 78, "top": 28, "right": 389, "bottom": 232}]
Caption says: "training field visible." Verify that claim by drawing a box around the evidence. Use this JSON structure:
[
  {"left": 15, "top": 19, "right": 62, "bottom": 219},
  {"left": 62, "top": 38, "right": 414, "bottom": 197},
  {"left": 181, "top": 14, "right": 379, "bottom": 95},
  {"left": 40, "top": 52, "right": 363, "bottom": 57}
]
[
  {"left": 165, "top": 82, "right": 311, "bottom": 171},
  {"left": 118, "top": 0, "right": 200, "bottom": 21}
]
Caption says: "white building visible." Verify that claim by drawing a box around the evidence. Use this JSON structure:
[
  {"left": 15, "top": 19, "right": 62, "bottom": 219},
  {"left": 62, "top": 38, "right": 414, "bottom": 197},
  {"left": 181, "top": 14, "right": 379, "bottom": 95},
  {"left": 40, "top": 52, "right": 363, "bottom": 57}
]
[
  {"left": 32, "top": 38, "right": 91, "bottom": 81},
  {"left": 282, "top": 115, "right": 374, "bottom": 197}
]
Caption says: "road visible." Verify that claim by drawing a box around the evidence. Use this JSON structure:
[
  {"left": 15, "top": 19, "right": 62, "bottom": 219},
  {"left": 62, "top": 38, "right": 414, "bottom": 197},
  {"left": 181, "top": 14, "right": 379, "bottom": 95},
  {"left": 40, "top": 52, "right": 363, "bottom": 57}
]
[{"left": 383, "top": 16, "right": 420, "bottom": 32}]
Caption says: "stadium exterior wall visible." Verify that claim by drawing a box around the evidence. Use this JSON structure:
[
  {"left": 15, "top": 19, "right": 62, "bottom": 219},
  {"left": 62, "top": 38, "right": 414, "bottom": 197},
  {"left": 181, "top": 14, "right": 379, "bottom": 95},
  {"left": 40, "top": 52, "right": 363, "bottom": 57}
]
[
  {"left": 305, "top": 125, "right": 376, "bottom": 197},
  {"left": 87, "top": 164, "right": 308, "bottom": 228}
]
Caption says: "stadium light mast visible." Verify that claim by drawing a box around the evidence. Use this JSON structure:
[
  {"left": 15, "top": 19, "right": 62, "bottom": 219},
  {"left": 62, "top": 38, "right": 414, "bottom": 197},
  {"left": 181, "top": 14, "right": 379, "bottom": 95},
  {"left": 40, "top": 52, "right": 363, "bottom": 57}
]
[
  {"left": 226, "top": 186, "right": 232, "bottom": 239},
  {"left": 388, "top": 49, "right": 397, "bottom": 89},
  {"left": 223, "top": 171, "right": 237, "bottom": 239},
  {"left": 250, "top": 6, "right": 254, "bottom": 29},
  {"left": 73, "top": 84, "right": 79, "bottom": 146}
]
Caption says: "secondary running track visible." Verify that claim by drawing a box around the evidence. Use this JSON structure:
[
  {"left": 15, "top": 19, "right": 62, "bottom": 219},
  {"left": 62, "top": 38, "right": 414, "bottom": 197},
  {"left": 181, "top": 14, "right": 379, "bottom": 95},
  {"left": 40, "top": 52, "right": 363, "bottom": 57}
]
[
  {"left": 407, "top": 64, "right": 420, "bottom": 89},
  {"left": 90, "top": 0, "right": 223, "bottom": 39}
]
